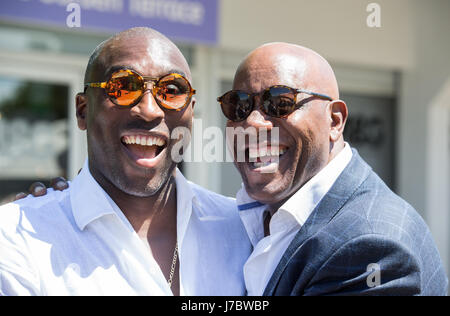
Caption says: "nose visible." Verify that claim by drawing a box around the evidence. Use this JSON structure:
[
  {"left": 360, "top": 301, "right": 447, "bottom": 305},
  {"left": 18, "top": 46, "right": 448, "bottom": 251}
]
[
  {"left": 129, "top": 91, "right": 165, "bottom": 122},
  {"left": 244, "top": 108, "right": 274, "bottom": 130}
]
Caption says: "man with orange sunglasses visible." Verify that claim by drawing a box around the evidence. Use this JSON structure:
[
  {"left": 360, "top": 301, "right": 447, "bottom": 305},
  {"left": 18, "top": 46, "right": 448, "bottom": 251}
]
[{"left": 0, "top": 27, "right": 251, "bottom": 296}]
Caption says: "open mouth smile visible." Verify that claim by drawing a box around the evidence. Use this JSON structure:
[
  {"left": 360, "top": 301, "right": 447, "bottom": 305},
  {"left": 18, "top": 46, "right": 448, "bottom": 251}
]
[
  {"left": 121, "top": 134, "right": 168, "bottom": 168},
  {"left": 242, "top": 145, "right": 289, "bottom": 174}
]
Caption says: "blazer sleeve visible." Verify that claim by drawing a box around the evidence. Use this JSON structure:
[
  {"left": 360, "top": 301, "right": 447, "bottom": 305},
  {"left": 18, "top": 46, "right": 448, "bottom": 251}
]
[{"left": 302, "top": 234, "right": 423, "bottom": 296}]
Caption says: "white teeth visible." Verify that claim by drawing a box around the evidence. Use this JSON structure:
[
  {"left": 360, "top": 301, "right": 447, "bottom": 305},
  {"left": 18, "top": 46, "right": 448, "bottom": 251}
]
[
  {"left": 249, "top": 149, "right": 259, "bottom": 160},
  {"left": 247, "top": 147, "right": 288, "bottom": 159},
  {"left": 123, "top": 135, "right": 166, "bottom": 147},
  {"left": 259, "top": 148, "right": 267, "bottom": 157}
]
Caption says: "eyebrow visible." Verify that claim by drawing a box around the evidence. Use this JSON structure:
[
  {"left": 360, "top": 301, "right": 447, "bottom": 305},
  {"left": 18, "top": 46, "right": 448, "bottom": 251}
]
[
  {"left": 166, "top": 69, "right": 188, "bottom": 78},
  {"left": 104, "top": 66, "right": 188, "bottom": 79}
]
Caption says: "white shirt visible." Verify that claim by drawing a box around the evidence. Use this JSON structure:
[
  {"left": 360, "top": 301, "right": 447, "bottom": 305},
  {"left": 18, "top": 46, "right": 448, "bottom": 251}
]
[
  {"left": 0, "top": 161, "right": 251, "bottom": 296},
  {"left": 237, "top": 144, "right": 353, "bottom": 296}
]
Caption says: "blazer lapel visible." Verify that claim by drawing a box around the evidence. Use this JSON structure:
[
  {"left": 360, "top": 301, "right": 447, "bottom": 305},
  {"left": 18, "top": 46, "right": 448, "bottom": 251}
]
[{"left": 263, "top": 150, "right": 373, "bottom": 295}]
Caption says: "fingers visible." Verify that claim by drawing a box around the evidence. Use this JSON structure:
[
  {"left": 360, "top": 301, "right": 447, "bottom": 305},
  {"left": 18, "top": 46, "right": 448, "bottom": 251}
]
[
  {"left": 14, "top": 192, "right": 29, "bottom": 201},
  {"left": 49, "top": 177, "right": 69, "bottom": 191},
  {"left": 14, "top": 177, "right": 68, "bottom": 201},
  {"left": 29, "top": 182, "right": 47, "bottom": 197}
]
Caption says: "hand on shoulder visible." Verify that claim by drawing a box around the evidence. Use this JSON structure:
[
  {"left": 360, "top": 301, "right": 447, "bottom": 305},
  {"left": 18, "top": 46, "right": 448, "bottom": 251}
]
[{"left": 14, "top": 177, "right": 70, "bottom": 201}]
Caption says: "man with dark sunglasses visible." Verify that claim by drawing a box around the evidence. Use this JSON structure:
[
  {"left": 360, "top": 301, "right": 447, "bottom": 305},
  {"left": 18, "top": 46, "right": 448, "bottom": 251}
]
[
  {"left": 221, "top": 42, "right": 447, "bottom": 295},
  {"left": 0, "top": 27, "right": 251, "bottom": 296}
]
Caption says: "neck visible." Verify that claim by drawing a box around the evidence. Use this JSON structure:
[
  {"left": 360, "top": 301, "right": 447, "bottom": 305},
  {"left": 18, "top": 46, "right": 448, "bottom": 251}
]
[
  {"left": 267, "top": 139, "right": 346, "bottom": 215},
  {"left": 89, "top": 165, "right": 178, "bottom": 235},
  {"left": 328, "top": 138, "right": 345, "bottom": 164}
]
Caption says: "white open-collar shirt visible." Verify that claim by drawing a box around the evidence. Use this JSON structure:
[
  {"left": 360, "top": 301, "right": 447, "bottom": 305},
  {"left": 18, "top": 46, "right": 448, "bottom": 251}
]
[
  {"left": 0, "top": 161, "right": 251, "bottom": 296},
  {"left": 237, "top": 144, "right": 353, "bottom": 296}
]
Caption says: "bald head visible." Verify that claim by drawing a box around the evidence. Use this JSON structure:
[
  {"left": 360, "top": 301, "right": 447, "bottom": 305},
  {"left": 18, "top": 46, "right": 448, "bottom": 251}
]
[
  {"left": 84, "top": 27, "right": 191, "bottom": 84},
  {"left": 234, "top": 42, "right": 339, "bottom": 100}
]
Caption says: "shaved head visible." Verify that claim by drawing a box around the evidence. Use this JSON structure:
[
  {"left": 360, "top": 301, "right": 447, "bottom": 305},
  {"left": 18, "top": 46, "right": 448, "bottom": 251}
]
[
  {"left": 234, "top": 42, "right": 339, "bottom": 100},
  {"left": 85, "top": 27, "right": 191, "bottom": 84}
]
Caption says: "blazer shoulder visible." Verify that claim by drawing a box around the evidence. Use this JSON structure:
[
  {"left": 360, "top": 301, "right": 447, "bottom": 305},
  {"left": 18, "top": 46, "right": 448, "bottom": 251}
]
[
  {"left": 307, "top": 170, "right": 434, "bottom": 265},
  {"left": 327, "top": 172, "right": 448, "bottom": 294},
  {"left": 344, "top": 171, "right": 430, "bottom": 240}
]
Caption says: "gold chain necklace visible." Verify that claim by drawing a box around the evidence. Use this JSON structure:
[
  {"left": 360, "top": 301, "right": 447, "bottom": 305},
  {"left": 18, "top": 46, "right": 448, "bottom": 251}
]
[{"left": 167, "top": 242, "right": 178, "bottom": 289}]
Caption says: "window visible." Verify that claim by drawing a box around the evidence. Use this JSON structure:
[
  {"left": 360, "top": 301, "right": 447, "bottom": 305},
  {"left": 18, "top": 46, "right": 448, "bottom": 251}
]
[{"left": 0, "top": 78, "right": 69, "bottom": 204}]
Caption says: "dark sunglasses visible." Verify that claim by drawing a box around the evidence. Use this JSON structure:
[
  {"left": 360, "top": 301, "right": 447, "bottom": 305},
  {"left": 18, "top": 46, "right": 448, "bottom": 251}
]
[
  {"left": 217, "top": 85, "right": 333, "bottom": 122},
  {"left": 85, "top": 68, "right": 196, "bottom": 111}
]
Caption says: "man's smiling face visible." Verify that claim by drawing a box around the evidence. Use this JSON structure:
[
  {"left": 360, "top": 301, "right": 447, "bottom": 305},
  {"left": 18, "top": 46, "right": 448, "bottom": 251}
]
[
  {"left": 78, "top": 29, "right": 194, "bottom": 197},
  {"left": 228, "top": 43, "right": 343, "bottom": 207}
]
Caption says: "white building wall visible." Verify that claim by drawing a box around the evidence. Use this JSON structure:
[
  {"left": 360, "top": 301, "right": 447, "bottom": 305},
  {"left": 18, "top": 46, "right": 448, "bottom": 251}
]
[
  {"left": 220, "top": 0, "right": 415, "bottom": 69},
  {"left": 400, "top": 0, "right": 450, "bottom": 276}
]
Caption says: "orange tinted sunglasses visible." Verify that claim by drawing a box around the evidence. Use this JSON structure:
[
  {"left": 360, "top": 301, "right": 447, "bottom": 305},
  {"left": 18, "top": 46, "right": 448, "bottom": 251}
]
[{"left": 85, "top": 69, "right": 196, "bottom": 111}]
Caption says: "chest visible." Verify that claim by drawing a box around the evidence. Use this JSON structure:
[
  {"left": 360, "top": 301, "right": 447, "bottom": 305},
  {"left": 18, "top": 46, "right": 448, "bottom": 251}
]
[
  {"left": 26, "top": 222, "right": 174, "bottom": 295},
  {"left": 25, "top": 210, "right": 251, "bottom": 296}
]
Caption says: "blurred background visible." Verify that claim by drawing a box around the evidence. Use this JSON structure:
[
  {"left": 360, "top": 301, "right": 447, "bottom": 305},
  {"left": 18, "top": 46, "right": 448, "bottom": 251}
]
[{"left": 0, "top": 0, "right": 449, "bottom": 276}]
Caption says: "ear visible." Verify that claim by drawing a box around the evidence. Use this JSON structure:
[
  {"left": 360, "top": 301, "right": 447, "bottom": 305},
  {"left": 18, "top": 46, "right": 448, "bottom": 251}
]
[
  {"left": 191, "top": 98, "right": 196, "bottom": 125},
  {"left": 327, "top": 100, "right": 348, "bottom": 142},
  {"left": 76, "top": 93, "right": 88, "bottom": 131}
]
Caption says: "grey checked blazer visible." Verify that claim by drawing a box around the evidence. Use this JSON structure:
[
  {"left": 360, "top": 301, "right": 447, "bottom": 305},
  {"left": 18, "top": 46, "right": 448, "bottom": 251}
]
[{"left": 263, "top": 149, "right": 448, "bottom": 296}]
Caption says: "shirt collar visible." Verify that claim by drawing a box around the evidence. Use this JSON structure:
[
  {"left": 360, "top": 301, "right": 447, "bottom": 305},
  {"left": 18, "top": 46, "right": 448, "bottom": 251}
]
[
  {"left": 236, "top": 185, "right": 267, "bottom": 247},
  {"left": 237, "top": 143, "right": 353, "bottom": 244},
  {"left": 277, "top": 143, "right": 353, "bottom": 228},
  {"left": 70, "top": 160, "right": 120, "bottom": 231},
  {"left": 70, "top": 161, "right": 197, "bottom": 238}
]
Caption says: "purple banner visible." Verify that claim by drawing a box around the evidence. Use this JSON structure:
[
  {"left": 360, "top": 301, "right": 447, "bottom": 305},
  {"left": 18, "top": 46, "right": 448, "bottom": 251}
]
[{"left": 0, "top": 0, "right": 218, "bottom": 45}]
